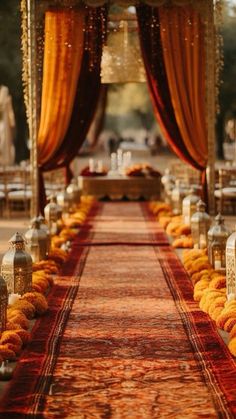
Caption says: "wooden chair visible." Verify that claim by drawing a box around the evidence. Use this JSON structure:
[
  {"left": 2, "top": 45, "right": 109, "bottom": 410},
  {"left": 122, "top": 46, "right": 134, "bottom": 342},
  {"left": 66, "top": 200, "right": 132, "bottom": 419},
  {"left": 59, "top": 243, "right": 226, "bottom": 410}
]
[
  {"left": 214, "top": 167, "right": 236, "bottom": 214},
  {"left": 5, "top": 166, "right": 32, "bottom": 216},
  {"left": 170, "top": 161, "right": 202, "bottom": 192},
  {"left": 43, "top": 168, "right": 66, "bottom": 198}
]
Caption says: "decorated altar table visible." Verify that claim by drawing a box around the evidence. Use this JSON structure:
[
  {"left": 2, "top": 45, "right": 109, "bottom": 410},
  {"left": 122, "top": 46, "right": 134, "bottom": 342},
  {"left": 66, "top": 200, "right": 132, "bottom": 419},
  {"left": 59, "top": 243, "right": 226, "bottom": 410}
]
[{"left": 78, "top": 175, "right": 161, "bottom": 200}]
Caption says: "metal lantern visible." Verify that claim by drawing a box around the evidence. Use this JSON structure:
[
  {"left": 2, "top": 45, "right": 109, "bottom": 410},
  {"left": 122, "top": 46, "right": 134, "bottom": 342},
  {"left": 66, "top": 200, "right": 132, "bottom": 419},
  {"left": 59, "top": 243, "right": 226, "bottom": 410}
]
[
  {"left": 208, "top": 214, "right": 230, "bottom": 271},
  {"left": 182, "top": 189, "right": 200, "bottom": 225},
  {"left": 38, "top": 215, "right": 51, "bottom": 255},
  {"left": 171, "top": 180, "right": 188, "bottom": 215},
  {"left": 0, "top": 275, "right": 8, "bottom": 332},
  {"left": 190, "top": 200, "right": 211, "bottom": 249},
  {"left": 44, "top": 195, "right": 62, "bottom": 235},
  {"left": 66, "top": 178, "right": 81, "bottom": 210},
  {"left": 161, "top": 169, "right": 176, "bottom": 204},
  {"left": 25, "top": 218, "right": 48, "bottom": 263},
  {"left": 1, "top": 233, "right": 32, "bottom": 295},
  {"left": 57, "top": 189, "right": 70, "bottom": 213},
  {"left": 226, "top": 229, "right": 236, "bottom": 300}
]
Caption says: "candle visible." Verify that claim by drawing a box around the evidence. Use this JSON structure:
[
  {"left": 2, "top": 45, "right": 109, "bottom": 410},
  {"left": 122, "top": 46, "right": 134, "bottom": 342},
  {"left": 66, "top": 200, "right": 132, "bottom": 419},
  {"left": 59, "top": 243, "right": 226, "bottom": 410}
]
[
  {"left": 227, "top": 292, "right": 236, "bottom": 302},
  {"left": 97, "top": 160, "right": 103, "bottom": 173},
  {"left": 89, "top": 158, "right": 95, "bottom": 173},
  {"left": 8, "top": 293, "right": 21, "bottom": 305},
  {"left": 199, "top": 233, "right": 207, "bottom": 249},
  {"left": 214, "top": 260, "right": 222, "bottom": 270}
]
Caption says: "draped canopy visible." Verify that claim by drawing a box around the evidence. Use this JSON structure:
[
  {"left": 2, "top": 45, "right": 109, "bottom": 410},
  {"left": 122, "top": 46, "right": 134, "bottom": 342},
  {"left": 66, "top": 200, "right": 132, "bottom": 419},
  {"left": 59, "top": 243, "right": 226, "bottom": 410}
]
[{"left": 21, "top": 0, "right": 221, "bottom": 215}]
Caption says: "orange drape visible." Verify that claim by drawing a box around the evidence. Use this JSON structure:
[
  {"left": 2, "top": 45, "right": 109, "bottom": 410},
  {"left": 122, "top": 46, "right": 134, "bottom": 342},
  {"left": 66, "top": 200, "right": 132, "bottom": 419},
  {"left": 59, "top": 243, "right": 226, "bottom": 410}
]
[
  {"left": 37, "top": 9, "right": 85, "bottom": 165},
  {"left": 159, "top": 5, "right": 208, "bottom": 168}
]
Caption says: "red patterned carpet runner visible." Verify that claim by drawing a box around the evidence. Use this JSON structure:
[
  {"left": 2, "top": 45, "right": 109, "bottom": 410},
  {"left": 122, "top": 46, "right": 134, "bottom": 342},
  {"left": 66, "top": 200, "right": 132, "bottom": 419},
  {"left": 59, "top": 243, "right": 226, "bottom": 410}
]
[{"left": 0, "top": 202, "right": 236, "bottom": 418}]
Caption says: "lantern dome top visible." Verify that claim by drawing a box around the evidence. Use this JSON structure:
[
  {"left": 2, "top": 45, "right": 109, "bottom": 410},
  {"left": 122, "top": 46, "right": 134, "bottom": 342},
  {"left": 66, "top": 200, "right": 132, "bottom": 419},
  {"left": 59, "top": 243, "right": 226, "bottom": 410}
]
[
  {"left": 30, "top": 217, "right": 41, "bottom": 229},
  {"left": 208, "top": 213, "right": 230, "bottom": 241},
  {"left": 214, "top": 213, "right": 224, "bottom": 224},
  {"left": 8, "top": 232, "right": 25, "bottom": 245},
  {"left": 183, "top": 190, "right": 199, "bottom": 204},
  {"left": 196, "top": 199, "right": 206, "bottom": 212}
]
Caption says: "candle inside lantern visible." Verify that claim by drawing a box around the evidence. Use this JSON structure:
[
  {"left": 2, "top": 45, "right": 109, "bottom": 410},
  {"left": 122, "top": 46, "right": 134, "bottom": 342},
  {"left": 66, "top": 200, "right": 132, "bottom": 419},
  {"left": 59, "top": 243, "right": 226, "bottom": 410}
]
[
  {"left": 8, "top": 293, "right": 21, "bottom": 305},
  {"left": 214, "top": 249, "right": 222, "bottom": 270},
  {"left": 199, "top": 233, "right": 207, "bottom": 249},
  {"left": 214, "top": 259, "right": 222, "bottom": 270}
]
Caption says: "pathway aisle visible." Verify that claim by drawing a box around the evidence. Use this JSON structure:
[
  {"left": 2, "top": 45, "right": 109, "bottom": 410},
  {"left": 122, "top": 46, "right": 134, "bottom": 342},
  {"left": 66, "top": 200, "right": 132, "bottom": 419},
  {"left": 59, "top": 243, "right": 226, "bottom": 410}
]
[{"left": 1, "top": 203, "right": 236, "bottom": 418}]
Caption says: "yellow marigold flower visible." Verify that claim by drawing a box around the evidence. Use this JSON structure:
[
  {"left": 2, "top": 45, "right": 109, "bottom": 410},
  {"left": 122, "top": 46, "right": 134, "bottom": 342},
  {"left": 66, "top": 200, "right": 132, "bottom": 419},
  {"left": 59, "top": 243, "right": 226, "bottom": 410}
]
[
  {"left": 209, "top": 276, "right": 226, "bottom": 290},
  {"left": 211, "top": 306, "right": 224, "bottom": 322}
]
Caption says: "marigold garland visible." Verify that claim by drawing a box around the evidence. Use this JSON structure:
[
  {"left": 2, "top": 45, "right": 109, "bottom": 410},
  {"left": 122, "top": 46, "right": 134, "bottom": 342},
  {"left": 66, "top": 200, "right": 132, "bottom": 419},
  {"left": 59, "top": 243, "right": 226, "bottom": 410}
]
[
  {"left": 0, "top": 197, "right": 95, "bottom": 362},
  {"left": 149, "top": 199, "right": 236, "bottom": 358}
]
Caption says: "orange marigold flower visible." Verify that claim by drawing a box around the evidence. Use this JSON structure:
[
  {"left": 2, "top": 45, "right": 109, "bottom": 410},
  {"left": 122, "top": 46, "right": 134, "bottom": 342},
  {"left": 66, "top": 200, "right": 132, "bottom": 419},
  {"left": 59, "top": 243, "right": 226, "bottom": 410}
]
[
  {"left": 7, "top": 312, "right": 30, "bottom": 330},
  {"left": 0, "top": 331, "right": 22, "bottom": 347},
  {"left": 230, "top": 324, "right": 236, "bottom": 340},
  {"left": 6, "top": 321, "right": 23, "bottom": 331},
  {"left": 11, "top": 300, "right": 35, "bottom": 319},
  {"left": 0, "top": 344, "right": 16, "bottom": 361},
  {"left": 228, "top": 337, "right": 236, "bottom": 357},
  {"left": 13, "top": 329, "right": 31, "bottom": 345},
  {"left": 21, "top": 292, "right": 48, "bottom": 315},
  {"left": 224, "top": 317, "right": 236, "bottom": 333}
]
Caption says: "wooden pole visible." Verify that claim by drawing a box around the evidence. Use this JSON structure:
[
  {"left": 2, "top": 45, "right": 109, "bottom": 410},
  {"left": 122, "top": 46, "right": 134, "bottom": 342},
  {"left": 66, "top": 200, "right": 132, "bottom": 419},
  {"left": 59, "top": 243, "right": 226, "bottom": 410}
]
[
  {"left": 205, "top": 0, "right": 216, "bottom": 215},
  {"left": 26, "top": 0, "right": 39, "bottom": 218}
]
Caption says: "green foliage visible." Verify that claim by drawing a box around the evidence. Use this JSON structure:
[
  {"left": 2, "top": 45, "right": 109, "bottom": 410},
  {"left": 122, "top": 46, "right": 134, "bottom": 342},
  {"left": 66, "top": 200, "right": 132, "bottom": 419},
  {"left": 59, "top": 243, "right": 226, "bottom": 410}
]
[
  {"left": 105, "top": 83, "right": 157, "bottom": 135},
  {"left": 0, "top": 0, "right": 28, "bottom": 162}
]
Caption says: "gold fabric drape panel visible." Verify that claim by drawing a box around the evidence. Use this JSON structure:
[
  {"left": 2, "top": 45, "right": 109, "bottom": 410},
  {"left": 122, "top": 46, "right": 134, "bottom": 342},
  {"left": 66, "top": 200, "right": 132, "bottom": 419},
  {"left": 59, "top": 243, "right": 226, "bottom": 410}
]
[
  {"left": 37, "top": 9, "right": 85, "bottom": 165},
  {"left": 159, "top": 5, "right": 208, "bottom": 168}
]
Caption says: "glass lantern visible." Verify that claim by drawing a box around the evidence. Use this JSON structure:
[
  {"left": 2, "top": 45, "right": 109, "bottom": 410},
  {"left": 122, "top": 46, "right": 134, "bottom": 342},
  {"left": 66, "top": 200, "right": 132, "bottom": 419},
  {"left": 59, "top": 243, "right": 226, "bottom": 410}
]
[
  {"left": 171, "top": 180, "right": 188, "bottom": 215},
  {"left": 208, "top": 214, "right": 230, "bottom": 271},
  {"left": 38, "top": 215, "right": 51, "bottom": 255},
  {"left": 44, "top": 195, "right": 62, "bottom": 235},
  {"left": 24, "top": 218, "right": 48, "bottom": 263},
  {"left": 0, "top": 275, "right": 8, "bottom": 332},
  {"left": 182, "top": 189, "right": 200, "bottom": 225},
  {"left": 226, "top": 228, "right": 236, "bottom": 300},
  {"left": 1, "top": 233, "right": 32, "bottom": 295},
  {"left": 161, "top": 169, "right": 175, "bottom": 204},
  {"left": 57, "top": 189, "right": 70, "bottom": 213},
  {"left": 66, "top": 178, "right": 81, "bottom": 210},
  {"left": 190, "top": 200, "right": 211, "bottom": 249}
]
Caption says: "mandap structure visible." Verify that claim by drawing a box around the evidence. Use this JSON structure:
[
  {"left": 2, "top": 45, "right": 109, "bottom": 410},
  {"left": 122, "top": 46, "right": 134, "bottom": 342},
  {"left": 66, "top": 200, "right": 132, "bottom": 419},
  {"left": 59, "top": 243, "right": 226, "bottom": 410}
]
[{"left": 21, "top": 0, "right": 223, "bottom": 216}]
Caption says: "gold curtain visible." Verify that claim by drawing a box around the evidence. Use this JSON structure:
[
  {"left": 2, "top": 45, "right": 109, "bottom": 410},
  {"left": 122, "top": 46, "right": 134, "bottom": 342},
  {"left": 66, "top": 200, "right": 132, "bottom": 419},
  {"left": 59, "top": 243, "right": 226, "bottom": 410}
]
[
  {"left": 37, "top": 9, "right": 85, "bottom": 166},
  {"left": 159, "top": 5, "right": 208, "bottom": 168}
]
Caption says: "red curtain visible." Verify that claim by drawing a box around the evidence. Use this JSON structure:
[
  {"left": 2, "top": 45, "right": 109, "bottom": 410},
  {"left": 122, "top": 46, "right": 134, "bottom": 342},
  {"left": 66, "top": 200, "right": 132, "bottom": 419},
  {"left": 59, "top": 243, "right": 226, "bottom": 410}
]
[
  {"left": 38, "top": 6, "right": 107, "bottom": 214},
  {"left": 136, "top": 5, "right": 206, "bottom": 175}
]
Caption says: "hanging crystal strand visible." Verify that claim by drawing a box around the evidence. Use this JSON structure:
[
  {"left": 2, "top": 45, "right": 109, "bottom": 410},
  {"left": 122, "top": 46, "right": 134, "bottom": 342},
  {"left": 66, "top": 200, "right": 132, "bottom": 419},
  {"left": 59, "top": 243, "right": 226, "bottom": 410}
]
[{"left": 100, "top": 6, "right": 108, "bottom": 48}]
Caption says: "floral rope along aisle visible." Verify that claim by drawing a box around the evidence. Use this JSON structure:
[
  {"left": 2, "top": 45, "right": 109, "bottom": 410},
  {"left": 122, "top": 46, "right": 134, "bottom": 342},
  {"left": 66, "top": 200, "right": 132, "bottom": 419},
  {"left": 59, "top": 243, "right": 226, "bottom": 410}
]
[
  {"left": 148, "top": 194, "right": 236, "bottom": 358},
  {"left": 0, "top": 196, "right": 95, "bottom": 365},
  {"left": 149, "top": 201, "right": 193, "bottom": 248}
]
